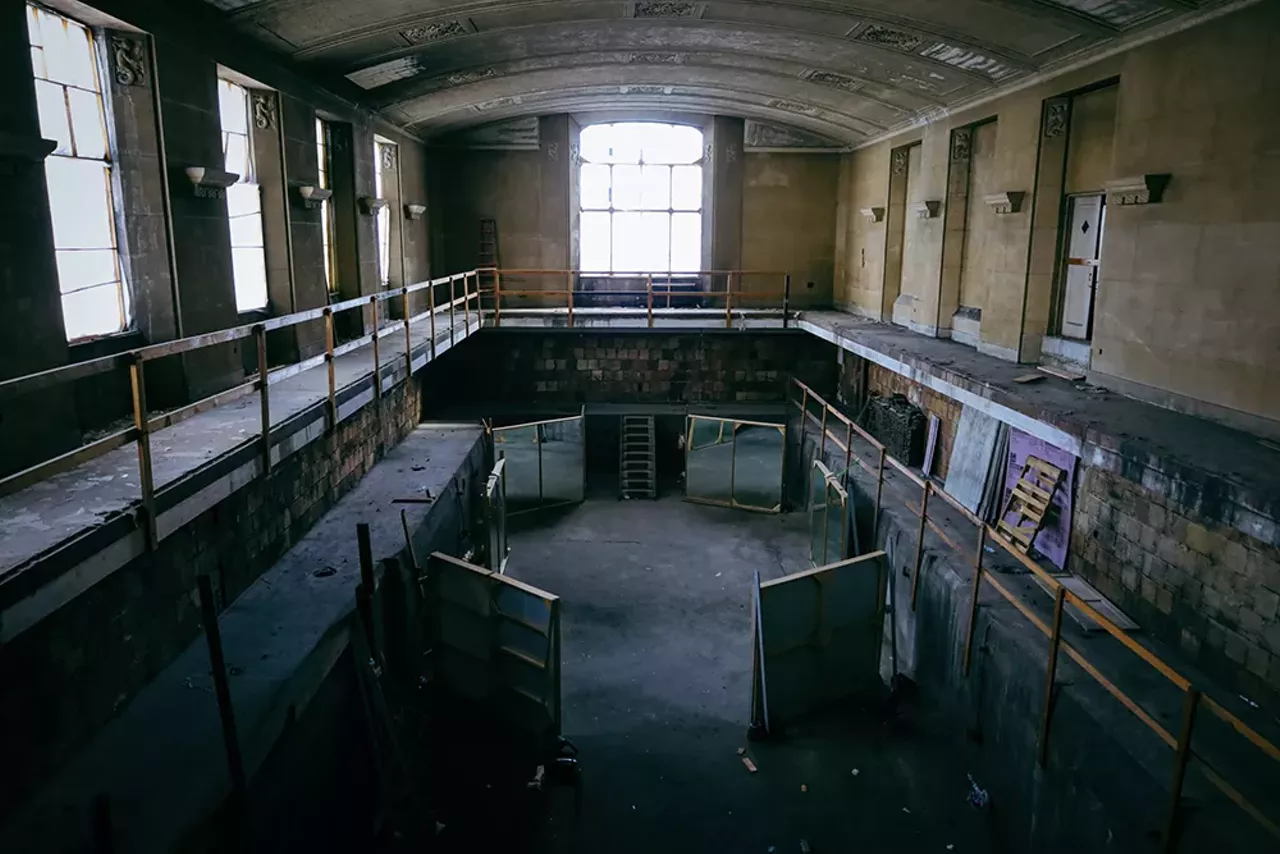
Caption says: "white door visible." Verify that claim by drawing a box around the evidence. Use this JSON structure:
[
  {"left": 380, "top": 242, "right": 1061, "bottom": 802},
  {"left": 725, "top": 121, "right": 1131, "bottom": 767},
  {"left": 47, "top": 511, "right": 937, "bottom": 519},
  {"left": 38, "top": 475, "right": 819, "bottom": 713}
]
[{"left": 1060, "top": 195, "right": 1104, "bottom": 340}]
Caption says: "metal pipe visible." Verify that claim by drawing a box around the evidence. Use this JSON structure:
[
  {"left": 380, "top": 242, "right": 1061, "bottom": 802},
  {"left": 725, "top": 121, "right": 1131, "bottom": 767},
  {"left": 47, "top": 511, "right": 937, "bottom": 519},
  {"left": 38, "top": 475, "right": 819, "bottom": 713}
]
[
  {"left": 402, "top": 286, "right": 412, "bottom": 378},
  {"left": 782, "top": 273, "right": 791, "bottom": 328},
  {"left": 428, "top": 276, "right": 437, "bottom": 358},
  {"left": 962, "top": 525, "right": 985, "bottom": 676},
  {"left": 1163, "top": 688, "right": 1202, "bottom": 852},
  {"left": 145, "top": 34, "right": 183, "bottom": 339},
  {"left": 1038, "top": 586, "right": 1066, "bottom": 767},
  {"left": 370, "top": 297, "right": 381, "bottom": 399},
  {"left": 323, "top": 307, "right": 336, "bottom": 429},
  {"left": 255, "top": 325, "right": 271, "bottom": 473},
  {"left": 196, "top": 574, "right": 249, "bottom": 838},
  {"left": 910, "top": 481, "right": 930, "bottom": 610},
  {"left": 874, "top": 447, "right": 886, "bottom": 533}
]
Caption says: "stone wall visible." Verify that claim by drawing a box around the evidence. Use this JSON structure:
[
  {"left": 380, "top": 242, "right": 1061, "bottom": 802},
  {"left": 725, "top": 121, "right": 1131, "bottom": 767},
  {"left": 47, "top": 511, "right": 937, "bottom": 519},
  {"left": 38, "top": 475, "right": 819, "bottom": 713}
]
[
  {"left": 0, "top": 375, "right": 422, "bottom": 821},
  {"left": 1073, "top": 466, "right": 1280, "bottom": 706},
  {"left": 436, "top": 331, "right": 836, "bottom": 406}
]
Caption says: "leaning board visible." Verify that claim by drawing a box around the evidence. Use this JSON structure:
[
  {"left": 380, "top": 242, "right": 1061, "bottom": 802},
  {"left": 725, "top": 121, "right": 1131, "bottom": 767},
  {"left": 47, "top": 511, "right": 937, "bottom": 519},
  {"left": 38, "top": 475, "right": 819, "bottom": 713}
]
[{"left": 758, "top": 551, "right": 887, "bottom": 725}]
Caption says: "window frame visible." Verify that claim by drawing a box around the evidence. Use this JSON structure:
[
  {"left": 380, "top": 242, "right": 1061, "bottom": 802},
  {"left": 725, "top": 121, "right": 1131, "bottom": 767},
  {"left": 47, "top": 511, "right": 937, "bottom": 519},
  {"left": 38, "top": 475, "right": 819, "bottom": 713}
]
[
  {"left": 578, "top": 122, "right": 704, "bottom": 275},
  {"left": 316, "top": 117, "right": 338, "bottom": 297},
  {"left": 218, "top": 77, "right": 269, "bottom": 314},
  {"left": 27, "top": 2, "right": 134, "bottom": 343}
]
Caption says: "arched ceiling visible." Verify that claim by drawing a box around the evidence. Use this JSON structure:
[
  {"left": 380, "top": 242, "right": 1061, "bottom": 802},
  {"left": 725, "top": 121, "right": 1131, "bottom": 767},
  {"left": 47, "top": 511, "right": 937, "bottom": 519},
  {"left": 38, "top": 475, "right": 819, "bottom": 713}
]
[{"left": 201, "top": 0, "right": 1230, "bottom": 145}]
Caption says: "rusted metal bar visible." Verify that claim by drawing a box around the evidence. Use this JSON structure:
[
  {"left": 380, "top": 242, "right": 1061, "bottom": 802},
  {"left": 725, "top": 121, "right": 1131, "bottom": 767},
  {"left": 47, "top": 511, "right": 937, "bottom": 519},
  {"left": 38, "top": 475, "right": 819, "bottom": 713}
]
[
  {"left": 196, "top": 574, "right": 249, "bottom": 837},
  {"left": 428, "top": 276, "right": 437, "bottom": 358},
  {"left": 1038, "top": 586, "right": 1067, "bottom": 767},
  {"left": 449, "top": 276, "right": 457, "bottom": 345},
  {"left": 566, "top": 271, "right": 574, "bottom": 328},
  {"left": 130, "top": 355, "right": 157, "bottom": 550},
  {"left": 873, "top": 447, "right": 886, "bottom": 533},
  {"left": 1201, "top": 696, "right": 1280, "bottom": 762},
  {"left": 0, "top": 426, "right": 138, "bottom": 499},
  {"left": 844, "top": 421, "right": 853, "bottom": 481},
  {"left": 494, "top": 268, "right": 502, "bottom": 328},
  {"left": 0, "top": 352, "right": 123, "bottom": 403},
  {"left": 798, "top": 387, "right": 808, "bottom": 452},
  {"left": 402, "top": 286, "right": 412, "bottom": 378},
  {"left": 962, "top": 524, "right": 985, "bottom": 676},
  {"left": 370, "top": 297, "right": 381, "bottom": 399},
  {"left": 909, "top": 481, "right": 931, "bottom": 609},
  {"left": 464, "top": 272, "right": 472, "bottom": 332},
  {"left": 323, "top": 307, "right": 336, "bottom": 430},
  {"left": 725, "top": 272, "right": 734, "bottom": 328},
  {"left": 1163, "top": 688, "right": 1202, "bottom": 852},
  {"left": 255, "top": 325, "right": 271, "bottom": 473},
  {"left": 819, "top": 405, "right": 828, "bottom": 458},
  {"left": 647, "top": 273, "right": 654, "bottom": 328},
  {"left": 782, "top": 273, "right": 791, "bottom": 328}
]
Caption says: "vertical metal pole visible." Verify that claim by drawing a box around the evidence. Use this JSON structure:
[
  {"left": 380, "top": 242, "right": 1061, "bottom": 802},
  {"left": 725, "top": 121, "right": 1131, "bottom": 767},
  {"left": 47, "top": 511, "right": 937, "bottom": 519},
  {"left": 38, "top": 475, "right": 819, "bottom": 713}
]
[
  {"left": 844, "top": 422, "right": 853, "bottom": 484},
  {"left": 370, "top": 296, "right": 381, "bottom": 400},
  {"left": 819, "top": 405, "right": 828, "bottom": 458},
  {"left": 729, "top": 421, "right": 739, "bottom": 508},
  {"left": 464, "top": 273, "right": 472, "bottom": 333},
  {"left": 798, "top": 387, "right": 808, "bottom": 452},
  {"left": 402, "top": 286, "right": 412, "bottom": 377},
  {"left": 1038, "top": 586, "right": 1067, "bottom": 767},
  {"left": 782, "top": 273, "right": 791, "bottom": 328},
  {"left": 874, "top": 447, "right": 886, "bottom": 533},
  {"left": 910, "top": 481, "right": 930, "bottom": 610},
  {"left": 428, "top": 278, "right": 437, "bottom": 359},
  {"left": 324, "top": 307, "right": 337, "bottom": 430},
  {"left": 647, "top": 273, "right": 654, "bottom": 328},
  {"left": 129, "top": 355, "right": 157, "bottom": 550},
  {"left": 494, "top": 268, "right": 502, "bottom": 328},
  {"left": 196, "top": 574, "right": 249, "bottom": 836},
  {"left": 536, "top": 423, "right": 545, "bottom": 508},
  {"left": 449, "top": 276, "right": 457, "bottom": 346},
  {"left": 725, "top": 271, "right": 734, "bottom": 329},
  {"left": 1163, "top": 688, "right": 1202, "bottom": 853},
  {"left": 255, "top": 325, "right": 271, "bottom": 473},
  {"left": 962, "top": 525, "right": 985, "bottom": 676},
  {"left": 566, "top": 271, "right": 574, "bottom": 328}
]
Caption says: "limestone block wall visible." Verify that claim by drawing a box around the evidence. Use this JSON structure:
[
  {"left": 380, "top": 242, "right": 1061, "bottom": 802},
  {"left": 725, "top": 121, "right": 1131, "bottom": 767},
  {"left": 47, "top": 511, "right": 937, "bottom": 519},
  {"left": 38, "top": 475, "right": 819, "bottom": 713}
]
[
  {"left": 0, "top": 375, "right": 422, "bottom": 822},
  {"left": 1072, "top": 466, "right": 1280, "bottom": 706}
]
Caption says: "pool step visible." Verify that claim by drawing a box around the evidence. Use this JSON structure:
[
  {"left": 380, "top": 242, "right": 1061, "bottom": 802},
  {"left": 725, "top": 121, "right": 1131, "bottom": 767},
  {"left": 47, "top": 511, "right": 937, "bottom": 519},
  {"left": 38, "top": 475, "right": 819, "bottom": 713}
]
[{"left": 620, "top": 415, "right": 656, "bottom": 500}]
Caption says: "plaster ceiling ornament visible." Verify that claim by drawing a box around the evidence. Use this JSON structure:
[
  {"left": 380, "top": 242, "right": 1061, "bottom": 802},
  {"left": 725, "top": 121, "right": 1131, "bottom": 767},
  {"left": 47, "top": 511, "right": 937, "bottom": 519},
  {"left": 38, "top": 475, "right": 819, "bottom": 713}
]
[
  {"left": 633, "top": 2, "right": 700, "bottom": 18},
  {"left": 951, "top": 127, "right": 972, "bottom": 162},
  {"left": 1044, "top": 100, "right": 1069, "bottom": 138},
  {"left": 380, "top": 144, "right": 396, "bottom": 170},
  {"left": 400, "top": 20, "right": 468, "bottom": 44},
  {"left": 892, "top": 149, "right": 909, "bottom": 176},
  {"left": 855, "top": 25, "right": 924, "bottom": 52},
  {"left": 627, "top": 52, "right": 684, "bottom": 64},
  {"left": 109, "top": 34, "right": 147, "bottom": 87},
  {"left": 803, "top": 70, "right": 862, "bottom": 93},
  {"left": 252, "top": 92, "right": 277, "bottom": 130},
  {"left": 445, "top": 68, "right": 497, "bottom": 86},
  {"left": 768, "top": 99, "right": 821, "bottom": 118}
]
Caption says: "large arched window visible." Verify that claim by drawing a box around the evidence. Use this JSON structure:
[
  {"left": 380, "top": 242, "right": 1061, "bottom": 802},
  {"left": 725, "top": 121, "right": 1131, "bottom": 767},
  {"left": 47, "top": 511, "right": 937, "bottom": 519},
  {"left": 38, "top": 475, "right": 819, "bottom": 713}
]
[{"left": 579, "top": 123, "right": 703, "bottom": 273}]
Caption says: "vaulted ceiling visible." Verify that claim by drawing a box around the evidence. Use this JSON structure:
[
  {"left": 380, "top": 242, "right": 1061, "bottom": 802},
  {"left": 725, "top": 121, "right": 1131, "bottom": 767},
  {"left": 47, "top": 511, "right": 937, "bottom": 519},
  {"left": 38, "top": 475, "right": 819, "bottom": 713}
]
[{"left": 201, "top": 0, "right": 1232, "bottom": 145}]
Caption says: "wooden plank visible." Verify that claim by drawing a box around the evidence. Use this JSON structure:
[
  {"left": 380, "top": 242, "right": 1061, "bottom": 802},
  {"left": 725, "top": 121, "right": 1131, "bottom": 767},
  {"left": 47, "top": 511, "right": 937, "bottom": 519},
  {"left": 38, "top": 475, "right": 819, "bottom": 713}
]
[
  {"left": 1037, "top": 366, "right": 1086, "bottom": 382},
  {"left": 1025, "top": 455, "right": 1063, "bottom": 478},
  {"left": 1012, "top": 373, "right": 1045, "bottom": 384}
]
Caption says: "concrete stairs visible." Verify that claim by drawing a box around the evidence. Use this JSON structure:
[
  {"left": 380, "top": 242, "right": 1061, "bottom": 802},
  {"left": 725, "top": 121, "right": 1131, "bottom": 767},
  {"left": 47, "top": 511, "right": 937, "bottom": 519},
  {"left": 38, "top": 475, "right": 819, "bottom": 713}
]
[{"left": 619, "top": 415, "right": 657, "bottom": 499}]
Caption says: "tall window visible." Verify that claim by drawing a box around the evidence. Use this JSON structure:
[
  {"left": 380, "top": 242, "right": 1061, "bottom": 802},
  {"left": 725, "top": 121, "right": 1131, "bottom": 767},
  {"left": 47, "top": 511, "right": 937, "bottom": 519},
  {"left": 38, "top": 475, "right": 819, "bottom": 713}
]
[
  {"left": 374, "top": 138, "right": 395, "bottom": 287},
  {"left": 316, "top": 118, "right": 337, "bottom": 295},
  {"left": 579, "top": 123, "right": 702, "bottom": 273},
  {"left": 218, "top": 79, "right": 267, "bottom": 312},
  {"left": 28, "top": 3, "right": 130, "bottom": 341}
]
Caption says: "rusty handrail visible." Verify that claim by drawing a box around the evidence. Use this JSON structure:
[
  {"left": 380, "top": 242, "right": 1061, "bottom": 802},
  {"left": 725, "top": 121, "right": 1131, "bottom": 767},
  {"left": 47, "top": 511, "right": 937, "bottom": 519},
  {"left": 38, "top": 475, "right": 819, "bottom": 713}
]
[{"left": 788, "top": 377, "right": 1279, "bottom": 850}]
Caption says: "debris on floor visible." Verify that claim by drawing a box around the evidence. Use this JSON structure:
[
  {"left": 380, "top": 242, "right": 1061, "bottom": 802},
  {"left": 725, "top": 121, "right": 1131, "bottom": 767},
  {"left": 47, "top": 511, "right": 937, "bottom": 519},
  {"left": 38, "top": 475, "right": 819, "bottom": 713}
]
[
  {"left": 737, "top": 747, "right": 746, "bottom": 755},
  {"left": 742, "top": 756, "right": 758, "bottom": 773},
  {"left": 966, "top": 774, "right": 990, "bottom": 810},
  {"left": 851, "top": 768, "right": 860, "bottom": 776},
  {"left": 799, "top": 840, "right": 812, "bottom": 853},
  {"left": 800, "top": 784, "right": 807, "bottom": 792}
]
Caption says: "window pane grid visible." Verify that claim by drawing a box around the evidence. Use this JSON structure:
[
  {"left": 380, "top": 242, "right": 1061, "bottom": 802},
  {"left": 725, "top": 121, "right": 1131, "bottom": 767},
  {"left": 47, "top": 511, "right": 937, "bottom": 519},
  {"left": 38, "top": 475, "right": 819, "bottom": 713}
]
[
  {"left": 28, "top": 3, "right": 129, "bottom": 340},
  {"left": 578, "top": 123, "right": 702, "bottom": 273},
  {"left": 317, "top": 118, "right": 336, "bottom": 293},
  {"left": 219, "top": 79, "right": 267, "bottom": 311}
]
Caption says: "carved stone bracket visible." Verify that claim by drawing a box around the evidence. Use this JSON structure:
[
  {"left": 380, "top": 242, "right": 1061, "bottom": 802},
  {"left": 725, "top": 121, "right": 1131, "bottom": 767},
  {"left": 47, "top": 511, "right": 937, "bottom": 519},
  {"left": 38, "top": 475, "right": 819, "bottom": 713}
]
[
  {"left": 109, "top": 34, "right": 147, "bottom": 87},
  {"left": 983, "top": 191, "right": 1025, "bottom": 214},
  {"left": 1044, "top": 99, "right": 1069, "bottom": 139},
  {"left": 891, "top": 148, "right": 909, "bottom": 176},
  {"left": 913, "top": 200, "right": 941, "bottom": 219},
  {"left": 380, "top": 144, "right": 397, "bottom": 170},
  {"left": 860, "top": 206, "right": 886, "bottom": 223},
  {"left": 951, "top": 127, "right": 972, "bottom": 162},
  {"left": 1104, "top": 174, "right": 1170, "bottom": 206},
  {"left": 252, "top": 92, "right": 277, "bottom": 131}
]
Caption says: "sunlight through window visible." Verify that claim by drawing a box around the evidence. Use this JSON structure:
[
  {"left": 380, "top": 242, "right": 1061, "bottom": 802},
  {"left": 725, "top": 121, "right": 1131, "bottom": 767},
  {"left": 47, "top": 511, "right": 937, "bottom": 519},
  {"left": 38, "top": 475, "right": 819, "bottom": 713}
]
[
  {"left": 579, "top": 123, "right": 702, "bottom": 274},
  {"left": 218, "top": 79, "right": 268, "bottom": 312}
]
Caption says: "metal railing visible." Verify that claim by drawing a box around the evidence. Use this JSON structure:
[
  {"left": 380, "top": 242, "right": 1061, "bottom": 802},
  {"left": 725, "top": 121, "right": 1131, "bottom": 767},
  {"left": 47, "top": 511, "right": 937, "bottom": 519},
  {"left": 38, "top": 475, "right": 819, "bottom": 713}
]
[
  {"left": 790, "top": 377, "right": 1280, "bottom": 850},
  {"left": 481, "top": 268, "right": 792, "bottom": 329},
  {"left": 0, "top": 271, "right": 484, "bottom": 547}
]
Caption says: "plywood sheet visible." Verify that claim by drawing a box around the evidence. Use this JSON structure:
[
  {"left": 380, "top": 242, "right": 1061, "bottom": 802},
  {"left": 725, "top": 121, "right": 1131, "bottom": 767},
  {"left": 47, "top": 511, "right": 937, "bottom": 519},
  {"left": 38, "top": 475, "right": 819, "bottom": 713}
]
[{"left": 945, "top": 406, "right": 1001, "bottom": 513}]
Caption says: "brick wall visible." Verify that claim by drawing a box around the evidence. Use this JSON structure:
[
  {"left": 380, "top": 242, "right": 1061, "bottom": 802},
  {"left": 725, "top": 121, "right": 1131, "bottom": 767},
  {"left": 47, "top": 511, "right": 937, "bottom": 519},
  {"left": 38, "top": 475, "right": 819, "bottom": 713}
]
[
  {"left": 0, "top": 377, "right": 421, "bottom": 821},
  {"left": 863, "top": 362, "right": 960, "bottom": 478},
  {"left": 440, "top": 331, "right": 836, "bottom": 405},
  {"left": 1072, "top": 466, "right": 1280, "bottom": 705}
]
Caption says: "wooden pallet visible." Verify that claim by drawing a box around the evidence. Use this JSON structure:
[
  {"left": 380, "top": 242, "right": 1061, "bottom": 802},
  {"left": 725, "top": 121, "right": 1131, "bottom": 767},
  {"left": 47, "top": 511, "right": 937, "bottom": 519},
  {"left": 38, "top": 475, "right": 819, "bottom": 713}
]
[{"left": 996, "top": 455, "right": 1063, "bottom": 554}]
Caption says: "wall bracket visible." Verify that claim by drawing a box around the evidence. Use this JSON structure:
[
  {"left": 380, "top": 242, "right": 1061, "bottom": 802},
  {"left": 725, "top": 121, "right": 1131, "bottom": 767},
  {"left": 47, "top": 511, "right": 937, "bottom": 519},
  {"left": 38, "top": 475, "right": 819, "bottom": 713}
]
[{"left": 1103, "top": 174, "right": 1170, "bottom": 206}]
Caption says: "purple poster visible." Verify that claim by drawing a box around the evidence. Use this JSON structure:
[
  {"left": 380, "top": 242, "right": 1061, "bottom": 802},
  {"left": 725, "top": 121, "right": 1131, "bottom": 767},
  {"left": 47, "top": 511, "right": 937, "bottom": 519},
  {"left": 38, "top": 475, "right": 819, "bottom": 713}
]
[{"left": 1002, "top": 429, "right": 1075, "bottom": 570}]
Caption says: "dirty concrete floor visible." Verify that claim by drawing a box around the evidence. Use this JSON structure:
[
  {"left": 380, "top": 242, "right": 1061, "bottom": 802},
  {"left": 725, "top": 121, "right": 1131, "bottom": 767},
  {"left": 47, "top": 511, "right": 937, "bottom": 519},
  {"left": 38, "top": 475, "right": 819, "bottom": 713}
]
[{"left": 505, "top": 497, "right": 995, "bottom": 854}]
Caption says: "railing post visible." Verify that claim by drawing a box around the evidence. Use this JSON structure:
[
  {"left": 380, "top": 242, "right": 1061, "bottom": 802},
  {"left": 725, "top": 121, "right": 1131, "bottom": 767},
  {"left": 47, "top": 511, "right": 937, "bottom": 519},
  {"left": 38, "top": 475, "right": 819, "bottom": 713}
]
[
  {"left": 196, "top": 574, "right": 250, "bottom": 845},
  {"left": 782, "top": 273, "right": 791, "bottom": 328},
  {"left": 566, "top": 270, "right": 574, "bottom": 328},
  {"left": 647, "top": 273, "right": 654, "bottom": 328},
  {"left": 402, "top": 286, "right": 412, "bottom": 378},
  {"left": 725, "top": 272, "right": 734, "bottom": 329},
  {"left": 1163, "top": 688, "right": 1202, "bottom": 853},
  {"left": 819, "top": 404, "right": 828, "bottom": 458},
  {"left": 845, "top": 421, "right": 853, "bottom": 482},
  {"left": 798, "top": 386, "right": 808, "bottom": 451},
  {"left": 323, "top": 307, "right": 336, "bottom": 430},
  {"left": 962, "top": 525, "right": 986, "bottom": 676},
  {"left": 494, "top": 268, "right": 502, "bottom": 328},
  {"left": 129, "top": 354, "right": 157, "bottom": 550},
  {"left": 873, "top": 447, "right": 886, "bottom": 533},
  {"left": 1038, "top": 586, "right": 1067, "bottom": 767},
  {"left": 370, "top": 296, "right": 381, "bottom": 400},
  {"left": 254, "top": 324, "right": 271, "bottom": 474},
  {"left": 910, "top": 481, "right": 931, "bottom": 610},
  {"left": 449, "top": 276, "right": 457, "bottom": 346},
  {"left": 428, "top": 278, "right": 437, "bottom": 359},
  {"left": 464, "top": 272, "right": 472, "bottom": 333}
]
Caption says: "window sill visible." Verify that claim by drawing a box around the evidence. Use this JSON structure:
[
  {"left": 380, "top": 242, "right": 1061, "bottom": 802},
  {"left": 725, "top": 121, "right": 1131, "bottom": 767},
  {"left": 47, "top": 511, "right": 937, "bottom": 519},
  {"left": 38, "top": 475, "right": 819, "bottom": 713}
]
[{"left": 68, "top": 330, "right": 145, "bottom": 362}]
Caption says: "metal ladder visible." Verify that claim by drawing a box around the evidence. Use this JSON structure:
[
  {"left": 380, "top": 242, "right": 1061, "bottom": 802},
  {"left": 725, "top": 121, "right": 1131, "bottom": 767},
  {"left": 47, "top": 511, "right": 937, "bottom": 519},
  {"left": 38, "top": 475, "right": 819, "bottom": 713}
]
[{"left": 619, "top": 415, "right": 657, "bottom": 500}]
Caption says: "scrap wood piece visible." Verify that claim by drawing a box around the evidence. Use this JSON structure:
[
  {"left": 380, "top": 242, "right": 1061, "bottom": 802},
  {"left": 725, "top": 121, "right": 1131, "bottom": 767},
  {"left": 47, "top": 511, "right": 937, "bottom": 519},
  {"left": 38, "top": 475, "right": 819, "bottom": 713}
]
[
  {"left": 1013, "top": 373, "right": 1045, "bottom": 384},
  {"left": 995, "top": 455, "right": 1064, "bottom": 555},
  {"left": 1036, "top": 366, "right": 1086, "bottom": 381},
  {"left": 742, "top": 756, "right": 758, "bottom": 773}
]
